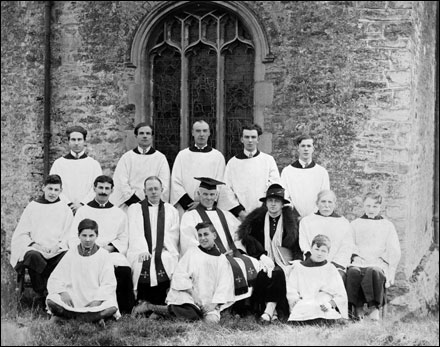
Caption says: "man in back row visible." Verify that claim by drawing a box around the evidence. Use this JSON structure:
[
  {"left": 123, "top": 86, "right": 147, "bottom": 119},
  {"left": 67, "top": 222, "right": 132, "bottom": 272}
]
[
  {"left": 111, "top": 122, "right": 170, "bottom": 210},
  {"left": 50, "top": 125, "right": 102, "bottom": 215},
  {"left": 218, "top": 123, "right": 280, "bottom": 221},
  {"left": 281, "top": 133, "right": 330, "bottom": 218},
  {"left": 170, "top": 120, "right": 226, "bottom": 218}
]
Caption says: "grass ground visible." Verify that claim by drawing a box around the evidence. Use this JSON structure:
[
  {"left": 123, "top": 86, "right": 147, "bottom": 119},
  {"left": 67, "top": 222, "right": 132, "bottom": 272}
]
[{"left": 1, "top": 305, "right": 438, "bottom": 346}]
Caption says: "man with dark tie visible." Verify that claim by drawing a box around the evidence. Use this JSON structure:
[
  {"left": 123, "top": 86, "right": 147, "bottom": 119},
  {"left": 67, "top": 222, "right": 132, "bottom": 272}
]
[
  {"left": 68, "top": 175, "right": 134, "bottom": 314},
  {"left": 111, "top": 122, "right": 170, "bottom": 211},
  {"left": 170, "top": 120, "right": 226, "bottom": 218},
  {"left": 281, "top": 133, "right": 330, "bottom": 218},
  {"left": 49, "top": 125, "right": 102, "bottom": 215},
  {"left": 128, "top": 176, "right": 180, "bottom": 316}
]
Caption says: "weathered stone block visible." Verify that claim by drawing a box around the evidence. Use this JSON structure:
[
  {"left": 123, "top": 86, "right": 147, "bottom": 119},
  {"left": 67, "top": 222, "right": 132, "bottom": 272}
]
[
  {"left": 385, "top": 70, "right": 411, "bottom": 87},
  {"left": 384, "top": 22, "right": 413, "bottom": 40}
]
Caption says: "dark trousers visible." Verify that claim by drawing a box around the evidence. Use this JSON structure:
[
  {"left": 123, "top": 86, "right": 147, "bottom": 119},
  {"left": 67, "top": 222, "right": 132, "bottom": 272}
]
[
  {"left": 168, "top": 303, "right": 203, "bottom": 321},
  {"left": 338, "top": 268, "right": 347, "bottom": 286},
  {"left": 17, "top": 250, "right": 66, "bottom": 295},
  {"left": 346, "top": 266, "right": 386, "bottom": 308},
  {"left": 137, "top": 280, "right": 170, "bottom": 305},
  {"left": 251, "top": 266, "right": 289, "bottom": 318},
  {"left": 114, "top": 266, "right": 135, "bottom": 314}
]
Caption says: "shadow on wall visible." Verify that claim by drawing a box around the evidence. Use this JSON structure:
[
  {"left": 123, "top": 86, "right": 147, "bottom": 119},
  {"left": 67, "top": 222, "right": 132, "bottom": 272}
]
[{"left": 1, "top": 228, "right": 19, "bottom": 317}]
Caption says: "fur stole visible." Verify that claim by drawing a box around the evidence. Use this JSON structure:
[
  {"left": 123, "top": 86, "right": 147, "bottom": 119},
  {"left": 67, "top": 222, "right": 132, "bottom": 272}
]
[{"left": 237, "top": 205, "right": 301, "bottom": 259}]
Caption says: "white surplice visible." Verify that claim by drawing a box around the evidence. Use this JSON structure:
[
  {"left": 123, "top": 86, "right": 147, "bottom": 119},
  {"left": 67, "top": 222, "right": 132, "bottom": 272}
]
[
  {"left": 350, "top": 217, "right": 401, "bottom": 282},
  {"left": 179, "top": 208, "right": 261, "bottom": 302},
  {"left": 10, "top": 199, "right": 73, "bottom": 268},
  {"left": 170, "top": 148, "right": 226, "bottom": 206},
  {"left": 46, "top": 247, "right": 119, "bottom": 317},
  {"left": 111, "top": 149, "right": 170, "bottom": 207},
  {"left": 166, "top": 246, "right": 235, "bottom": 311},
  {"left": 299, "top": 213, "right": 354, "bottom": 269},
  {"left": 50, "top": 156, "right": 102, "bottom": 206},
  {"left": 126, "top": 202, "right": 180, "bottom": 289},
  {"left": 68, "top": 204, "right": 130, "bottom": 267},
  {"left": 280, "top": 164, "right": 330, "bottom": 217},
  {"left": 287, "top": 260, "right": 348, "bottom": 321},
  {"left": 217, "top": 152, "right": 280, "bottom": 213}
]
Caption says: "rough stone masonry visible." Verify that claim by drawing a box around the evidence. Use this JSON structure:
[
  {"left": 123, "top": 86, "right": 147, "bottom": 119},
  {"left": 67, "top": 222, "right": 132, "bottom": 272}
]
[{"left": 1, "top": 1, "right": 438, "bottom": 317}]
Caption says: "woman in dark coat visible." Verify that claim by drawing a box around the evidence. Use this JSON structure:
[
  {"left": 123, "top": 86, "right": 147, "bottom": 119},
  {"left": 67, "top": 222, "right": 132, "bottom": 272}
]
[{"left": 236, "top": 183, "right": 302, "bottom": 323}]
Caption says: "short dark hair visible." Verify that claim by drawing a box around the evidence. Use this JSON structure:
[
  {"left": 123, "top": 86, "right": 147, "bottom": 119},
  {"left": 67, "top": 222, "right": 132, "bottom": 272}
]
[
  {"left": 196, "top": 221, "right": 215, "bottom": 233},
  {"left": 311, "top": 234, "right": 331, "bottom": 250},
  {"left": 295, "top": 133, "right": 314, "bottom": 146},
  {"left": 44, "top": 174, "right": 62, "bottom": 187},
  {"left": 363, "top": 192, "right": 383, "bottom": 204},
  {"left": 78, "top": 218, "right": 98, "bottom": 235},
  {"left": 134, "top": 122, "right": 154, "bottom": 136},
  {"left": 66, "top": 125, "right": 87, "bottom": 140},
  {"left": 94, "top": 175, "right": 114, "bottom": 188},
  {"left": 241, "top": 123, "right": 262, "bottom": 136}
]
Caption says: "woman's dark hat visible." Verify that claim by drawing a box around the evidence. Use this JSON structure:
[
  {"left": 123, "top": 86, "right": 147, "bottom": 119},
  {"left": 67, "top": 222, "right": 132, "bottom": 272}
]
[
  {"left": 195, "top": 177, "right": 225, "bottom": 190},
  {"left": 259, "top": 183, "right": 290, "bottom": 204}
]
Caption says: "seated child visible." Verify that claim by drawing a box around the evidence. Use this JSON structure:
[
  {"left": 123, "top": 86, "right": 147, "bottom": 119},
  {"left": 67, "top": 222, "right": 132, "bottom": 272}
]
[
  {"left": 286, "top": 234, "right": 348, "bottom": 322},
  {"left": 165, "top": 221, "right": 236, "bottom": 323},
  {"left": 347, "top": 192, "right": 401, "bottom": 320},
  {"left": 10, "top": 174, "right": 73, "bottom": 308},
  {"left": 46, "top": 218, "right": 120, "bottom": 325}
]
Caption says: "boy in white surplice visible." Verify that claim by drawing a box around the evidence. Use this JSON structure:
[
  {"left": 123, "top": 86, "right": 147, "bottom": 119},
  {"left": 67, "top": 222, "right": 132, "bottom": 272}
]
[{"left": 287, "top": 234, "right": 348, "bottom": 323}]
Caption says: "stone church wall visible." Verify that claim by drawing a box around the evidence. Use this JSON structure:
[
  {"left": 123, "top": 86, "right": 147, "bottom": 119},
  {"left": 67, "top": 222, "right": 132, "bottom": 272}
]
[{"left": 1, "top": 1, "right": 438, "bottom": 315}]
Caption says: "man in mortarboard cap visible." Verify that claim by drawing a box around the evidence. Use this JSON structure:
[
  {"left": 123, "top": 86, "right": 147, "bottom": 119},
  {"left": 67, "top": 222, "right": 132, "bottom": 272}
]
[
  {"left": 180, "top": 177, "right": 261, "bottom": 305},
  {"left": 170, "top": 120, "right": 226, "bottom": 219},
  {"left": 50, "top": 125, "right": 102, "bottom": 215}
]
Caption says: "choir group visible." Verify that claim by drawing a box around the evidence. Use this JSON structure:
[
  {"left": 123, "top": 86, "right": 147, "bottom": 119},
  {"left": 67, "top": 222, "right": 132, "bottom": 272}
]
[{"left": 10, "top": 120, "right": 401, "bottom": 326}]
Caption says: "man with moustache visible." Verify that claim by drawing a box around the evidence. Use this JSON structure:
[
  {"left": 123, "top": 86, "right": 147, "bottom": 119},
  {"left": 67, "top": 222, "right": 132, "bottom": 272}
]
[{"left": 69, "top": 175, "right": 134, "bottom": 314}]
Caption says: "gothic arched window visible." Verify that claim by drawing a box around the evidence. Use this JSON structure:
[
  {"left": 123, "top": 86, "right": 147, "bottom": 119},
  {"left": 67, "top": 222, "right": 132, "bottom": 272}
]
[{"left": 131, "top": 2, "right": 274, "bottom": 166}]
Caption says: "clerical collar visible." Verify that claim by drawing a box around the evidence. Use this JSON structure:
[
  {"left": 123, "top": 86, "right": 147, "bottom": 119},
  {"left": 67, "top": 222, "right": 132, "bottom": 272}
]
[
  {"left": 198, "top": 245, "right": 221, "bottom": 256},
  {"left": 235, "top": 150, "right": 261, "bottom": 160},
  {"left": 189, "top": 144, "right": 212, "bottom": 152},
  {"left": 360, "top": 214, "right": 383, "bottom": 220},
  {"left": 88, "top": 200, "right": 113, "bottom": 209},
  {"left": 64, "top": 151, "right": 88, "bottom": 160},
  {"left": 244, "top": 149, "right": 257, "bottom": 157},
  {"left": 301, "top": 258, "right": 327, "bottom": 267},
  {"left": 77, "top": 243, "right": 99, "bottom": 257},
  {"left": 35, "top": 195, "right": 60, "bottom": 204},
  {"left": 199, "top": 203, "right": 216, "bottom": 211},
  {"left": 315, "top": 210, "right": 341, "bottom": 218},
  {"left": 299, "top": 159, "right": 312, "bottom": 168},
  {"left": 133, "top": 147, "right": 156, "bottom": 155},
  {"left": 291, "top": 160, "right": 316, "bottom": 169},
  {"left": 137, "top": 146, "right": 151, "bottom": 154},
  {"left": 147, "top": 200, "right": 161, "bottom": 207}
]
